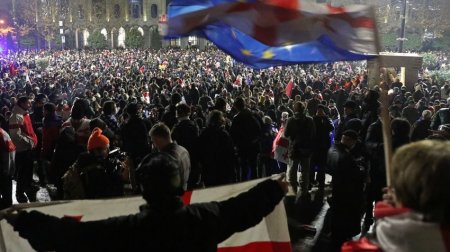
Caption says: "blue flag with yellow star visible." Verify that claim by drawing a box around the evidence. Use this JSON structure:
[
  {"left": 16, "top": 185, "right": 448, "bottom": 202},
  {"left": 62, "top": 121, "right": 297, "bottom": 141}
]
[{"left": 166, "top": 0, "right": 377, "bottom": 69}]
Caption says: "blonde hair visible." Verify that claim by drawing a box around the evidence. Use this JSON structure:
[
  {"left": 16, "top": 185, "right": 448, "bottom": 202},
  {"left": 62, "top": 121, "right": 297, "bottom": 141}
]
[{"left": 392, "top": 140, "right": 450, "bottom": 224}]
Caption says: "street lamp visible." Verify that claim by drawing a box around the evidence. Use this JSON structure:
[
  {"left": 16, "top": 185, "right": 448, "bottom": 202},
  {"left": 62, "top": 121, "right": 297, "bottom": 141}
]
[{"left": 0, "top": 20, "right": 5, "bottom": 25}]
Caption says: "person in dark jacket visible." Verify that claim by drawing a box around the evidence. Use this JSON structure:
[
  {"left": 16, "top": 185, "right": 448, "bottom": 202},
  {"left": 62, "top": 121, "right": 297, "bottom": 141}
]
[
  {"left": 161, "top": 93, "right": 182, "bottom": 130},
  {"left": 230, "top": 97, "right": 262, "bottom": 181},
  {"left": 0, "top": 153, "right": 289, "bottom": 252},
  {"left": 311, "top": 105, "right": 334, "bottom": 192},
  {"left": 402, "top": 100, "right": 420, "bottom": 126},
  {"left": 198, "top": 110, "right": 237, "bottom": 187},
  {"left": 120, "top": 103, "right": 151, "bottom": 190},
  {"left": 430, "top": 106, "right": 450, "bottom": 130},
  {"left": 334, "top": 100, "right": 358, "bottom": 142},
  {"left": 171, "top": 103, "right": 199, "bottom": 189},
  {"left": 327, "top": 130, "right": 365, "bottom": 251},
  {"left": 391, "top": 118, "right": 411, "bottom": 152},
  {"left": 411, "top": 110, "right": 432, "bottom": 141},
  {"left": 284, "top": 101, "right": 316, "bottom": 197}
]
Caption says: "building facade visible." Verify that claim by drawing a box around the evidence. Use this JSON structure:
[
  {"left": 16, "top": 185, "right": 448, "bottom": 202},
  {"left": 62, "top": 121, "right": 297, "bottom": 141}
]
[{"left": 11, "top": 0, "right": 207, "bottom": 50}]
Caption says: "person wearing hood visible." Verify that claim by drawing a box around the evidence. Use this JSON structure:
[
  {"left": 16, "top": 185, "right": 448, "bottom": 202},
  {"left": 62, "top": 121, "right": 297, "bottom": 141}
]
[{"left": 342, "top": 140, "right": 450, "bottom": 252}]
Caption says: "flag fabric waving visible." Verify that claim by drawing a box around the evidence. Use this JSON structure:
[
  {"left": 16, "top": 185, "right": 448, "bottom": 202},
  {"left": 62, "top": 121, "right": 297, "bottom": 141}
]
[
  {"left": 285, "top": 79, "right": 294, "bottom": 98},
  {"left": 166, "top": 0, "right": 378, "bottom": 68},
  {"left": 0, "top": 177, "right": 291, "bottom": 252}
]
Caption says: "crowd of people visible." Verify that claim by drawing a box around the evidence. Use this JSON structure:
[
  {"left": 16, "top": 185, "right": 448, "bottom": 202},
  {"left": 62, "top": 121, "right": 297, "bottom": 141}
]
[{"left": 0, "top": 48, "right": 450, "bottom": 251}]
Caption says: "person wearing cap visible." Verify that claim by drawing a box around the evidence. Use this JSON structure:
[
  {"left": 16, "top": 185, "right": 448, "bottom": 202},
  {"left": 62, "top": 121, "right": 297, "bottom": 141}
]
[
  {"left": 1, "top": 152, "right": 288, "bottom": 252},
  {"left": 62, "top": 127, "right": 123, "bottom": 200},
  {"left": 327, "top": 130, "right": 365, "bottom": 251},
  {"left": 334, "top": 100, "right": 358, "bottom": 142}
]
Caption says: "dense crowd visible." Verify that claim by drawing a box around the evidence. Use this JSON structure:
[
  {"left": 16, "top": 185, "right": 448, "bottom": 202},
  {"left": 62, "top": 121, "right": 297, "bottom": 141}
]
[{"left": 0, "top": 48, "right": 450, "bottom": 251}]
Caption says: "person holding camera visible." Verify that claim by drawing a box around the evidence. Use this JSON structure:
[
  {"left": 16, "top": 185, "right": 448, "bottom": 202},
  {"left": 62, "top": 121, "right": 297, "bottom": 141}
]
[{"left": 62, "top": 127, "right": 124, "bottom": 199}]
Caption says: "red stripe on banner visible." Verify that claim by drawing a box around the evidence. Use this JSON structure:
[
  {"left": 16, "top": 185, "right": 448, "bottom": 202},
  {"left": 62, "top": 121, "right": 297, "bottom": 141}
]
[
  {"left": 253, "top": 25, "right": 277, "bottom": 46},
  {"left": 218, "top": 241, "right": 292, "bottom": 252},
  {"left": 263, "top": 0, "right": 299, "bottom": 10},
  {"left": 181, "top": 191, "right": 193, "bottom": 206}
]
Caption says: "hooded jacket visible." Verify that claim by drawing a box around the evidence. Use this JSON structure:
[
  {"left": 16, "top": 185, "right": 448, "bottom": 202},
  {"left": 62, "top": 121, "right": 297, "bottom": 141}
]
[{"left": 342, "top": 202, "right": 450, "bottom": 252}]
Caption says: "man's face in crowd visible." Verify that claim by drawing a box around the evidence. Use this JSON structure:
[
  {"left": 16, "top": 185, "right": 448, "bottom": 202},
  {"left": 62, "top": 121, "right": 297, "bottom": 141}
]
[
  {"left": 341, "top": 135, "right": 356, "bottom": 149},
  {"left": 19, "top": 99, "right": 31, "bottom": 112},
  {"left": 317, "top": 108, "right": 325, "bottom": 117},
  {"left": 92, "top": 146, "right": 109, "bottom": 160}
]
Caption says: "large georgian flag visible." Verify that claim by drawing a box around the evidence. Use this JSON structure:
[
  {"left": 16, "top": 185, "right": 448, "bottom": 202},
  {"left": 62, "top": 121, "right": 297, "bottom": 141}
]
[
  {"left": 0, "top": 177, "right": 291, "bottom": 252},
  {"left": 165, "top": 0, "right": 378, "bottom": 68}
]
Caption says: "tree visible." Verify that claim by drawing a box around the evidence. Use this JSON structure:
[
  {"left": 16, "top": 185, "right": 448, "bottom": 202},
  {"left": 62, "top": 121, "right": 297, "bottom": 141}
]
[
  {"left": 87, "top": 31, "right": 108, "bottom": 49},
  {"left": 125, "top": 28, "right": 144, "bottom": 49},
  {"left": 13, "top": 0, "right": 61, "bottom": 50},
  {"left": 150, "top": 28, "right": 162, "bottom": 50},
  {"left": 19, "top": 36, "right": 35, "bottom": 49}
]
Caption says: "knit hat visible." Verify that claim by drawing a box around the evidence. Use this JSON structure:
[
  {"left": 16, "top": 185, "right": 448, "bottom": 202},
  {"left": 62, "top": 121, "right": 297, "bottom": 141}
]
[{"left": 87, "top": 127, "right": 110, "bottom": 151}]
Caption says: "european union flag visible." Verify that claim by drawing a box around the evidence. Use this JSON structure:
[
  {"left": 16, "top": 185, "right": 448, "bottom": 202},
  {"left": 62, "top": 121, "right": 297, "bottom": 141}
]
[{"left": 166, "top": 0, "right": 378, "bottom": 69}]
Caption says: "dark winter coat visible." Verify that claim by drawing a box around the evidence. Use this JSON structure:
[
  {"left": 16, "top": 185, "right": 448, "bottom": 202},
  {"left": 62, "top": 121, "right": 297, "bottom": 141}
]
[
  {"left": 284, "top": 113, "right": 316, "bottom": 160},
  {"left": 12, "top": 179, "right": 284, "bottom": 252},
  {"left": 120, "top": 116, "right": 151, "bottom": 160},
  {"left": 230, "top": 109, "right": 262, "bottom": 155},
  {"left": 411, "top": 119, "right": 431, "bottom": 141},
  {"left": 198, "top": 126, "right": 237, "bottom": 186},
  {"left": 327, "top": 143, "right": 365, "bottom": 238}
]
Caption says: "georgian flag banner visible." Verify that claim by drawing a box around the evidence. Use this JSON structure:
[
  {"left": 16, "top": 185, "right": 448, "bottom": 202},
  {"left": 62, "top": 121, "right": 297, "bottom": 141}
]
[
  {"left": 0, "top": 177, "right": 291, "bottom": 252},
  {"left": 166, "top": 0, "right": 378, "bottom": 68}
]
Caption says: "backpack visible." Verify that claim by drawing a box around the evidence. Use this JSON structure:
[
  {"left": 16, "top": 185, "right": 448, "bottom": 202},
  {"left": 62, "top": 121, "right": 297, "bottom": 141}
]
[{"left": 62, "top": 163, "right": 86, "bottom": 200}]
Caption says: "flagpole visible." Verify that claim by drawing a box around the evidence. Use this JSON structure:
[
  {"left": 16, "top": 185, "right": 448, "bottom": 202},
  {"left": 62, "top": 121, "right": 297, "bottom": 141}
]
[{"left": 371, "top": 7, "right": 393, "bottom": 187}]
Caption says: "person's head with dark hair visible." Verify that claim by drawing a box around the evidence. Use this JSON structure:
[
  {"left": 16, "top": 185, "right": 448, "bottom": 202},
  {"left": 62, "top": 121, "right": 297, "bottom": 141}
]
[
  {"left": 171, "top": 93, "right": 182, "bottom": 106},
  {"left": 346, "top": 118, "right": 363, "bottom": 134},
  {"left": 207, "top": 110, "right": 225, "bottom": 129},
  {"left": 293, "top": 101, "right": 306, "bottom": 115},
  {"left": 136, "top": 152, "right": 183, "bottom": 206},
  {"left": 317, "top": 104, "right": 327, "bottom": 116},
  {"left": 343, "top": 100, "right": 357, "bottom": 117},
  {"left": 102, "top": 101, "right": 117, "bottom": 116},
  {"left": 43, "top": 102, "right": 56, "bottom": 118},
  {"left": 234, "top": 96, "right": 246, "bottom": 111},
  {"left": 214, "top": 97, "right": 227, "bottom": 112},
  {"left": 391, "top": 118, "right": 411, "bottom": 139},
  {"left": 17, "top": 96, "right": 31, "bottom": 112},
  {"left": 125, "top": 102, "right": 141, "bottom": 117},
  {"left": 341, "top": 129, "right": 358, "bottom": 149},
  {"left": 176, "top": 103, "right": 190, "bottom": 119},
  {"left": 149, "top": 123, "right": 172, "bottom": 151}
]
